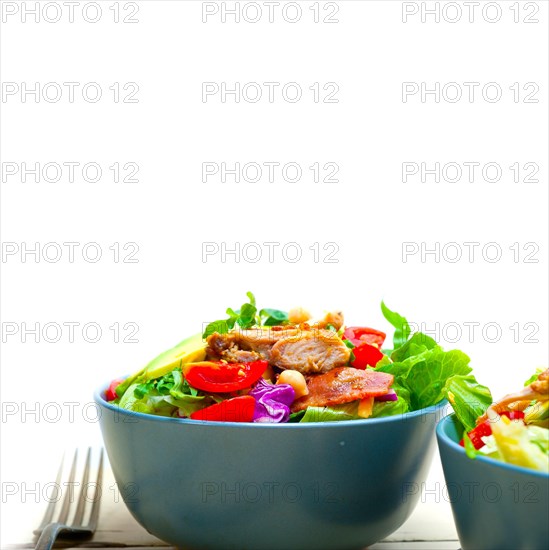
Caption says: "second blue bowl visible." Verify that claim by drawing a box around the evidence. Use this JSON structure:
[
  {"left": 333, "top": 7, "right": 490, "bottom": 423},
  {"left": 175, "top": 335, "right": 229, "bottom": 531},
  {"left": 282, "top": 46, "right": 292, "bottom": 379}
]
[{"left": 437, "top": 414, "right": 549, "bottom": 550}]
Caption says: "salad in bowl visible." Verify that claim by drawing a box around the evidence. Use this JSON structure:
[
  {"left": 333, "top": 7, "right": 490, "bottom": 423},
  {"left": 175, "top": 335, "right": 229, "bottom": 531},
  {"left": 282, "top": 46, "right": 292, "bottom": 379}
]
[
  {"left": 95, "top": 294, "right": 491, "bottom": 549},
  {"left": 106, "top": 292, "right": 484, "bottom": 424},
  {"left": 453, "top": 368, "right": 548, "bottom": 472},
  {"left": 437, "top": 370, "right": 548, "bottom": 550}
]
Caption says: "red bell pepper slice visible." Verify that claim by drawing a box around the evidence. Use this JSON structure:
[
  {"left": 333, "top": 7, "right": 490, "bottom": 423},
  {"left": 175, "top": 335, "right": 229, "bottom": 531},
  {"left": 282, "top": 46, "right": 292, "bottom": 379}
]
[
  {"left": 106, "top": 378, "right": 125, "bottom": 401},
  {"left": 343, "top": 327, "right": 386, "bottom": 347},
  {"left": 350, "top": 343, "right": 384, "bottom": 369},
  {"left": 190, "top": 396, "right": 255, "bottom": 422},
  {"left": 459, "top": 410, "right": 525, "bottom": 449},
  {"left": 185, "top": 360, "right": 268, "bottom": 393}
]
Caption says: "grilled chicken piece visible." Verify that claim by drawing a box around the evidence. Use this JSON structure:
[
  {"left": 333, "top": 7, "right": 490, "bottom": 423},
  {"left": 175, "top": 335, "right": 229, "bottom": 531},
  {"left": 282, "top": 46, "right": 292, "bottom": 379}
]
[
  {"left": 477, "top": 368, "right": 549, "bottom": 424},
  {"left": 233, "top": 327, "right": 300, "bottom": 361},
  {"left": 291, "top": 367, "right": 394, "bottom": 412},
  {"left": 207, "top": 328, "right": 299, "bottom": 363},
  {"left": 270, "top": 330, "right": 350, "bottom": 374},
  {"left": 206, "top": 332, "right": 259, "bottom": 363},
  {"left": 207, "top": 327, "right": 350, "bottom": 374}
]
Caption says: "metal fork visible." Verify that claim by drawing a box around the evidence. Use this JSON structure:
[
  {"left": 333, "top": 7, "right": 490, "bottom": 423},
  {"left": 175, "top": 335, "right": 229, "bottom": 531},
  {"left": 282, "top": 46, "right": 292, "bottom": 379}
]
[{"left": 34, "top": 448, "right": 104, "bottom": 550}]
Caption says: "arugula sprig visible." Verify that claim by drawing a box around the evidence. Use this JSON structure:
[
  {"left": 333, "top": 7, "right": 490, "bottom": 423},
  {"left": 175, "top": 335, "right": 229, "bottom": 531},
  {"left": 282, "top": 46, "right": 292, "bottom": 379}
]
[
  {"left": 202, "top": 291, "right": 289, "bottom": 338},
  {"left": 134, "top": 370, "right": 198, "bottom": 400},
  {"left": 259, "top": 308, "right": 289, "bottom": 326}
]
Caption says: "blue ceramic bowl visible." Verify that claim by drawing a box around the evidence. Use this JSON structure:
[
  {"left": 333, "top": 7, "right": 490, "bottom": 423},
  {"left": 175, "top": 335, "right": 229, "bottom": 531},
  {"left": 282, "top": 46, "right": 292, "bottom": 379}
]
[
  {"left": 437, "top": 414, "right": 549, "bottom": 550},
  {"left": 94, "top": 384, "right": 446, "bottom": 550}
]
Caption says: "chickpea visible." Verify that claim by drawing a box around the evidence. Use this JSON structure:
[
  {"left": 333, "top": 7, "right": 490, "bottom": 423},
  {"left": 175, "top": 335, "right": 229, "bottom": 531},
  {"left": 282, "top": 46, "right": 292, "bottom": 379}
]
[
  {"left": 321, "top": 311, "right": 344, "bottom": 331},
  {"left": 288, "top": 307, "right": 311, "bottom": 324},
  {"left": 277, "top": 369, "right": 309, "bottom": 399}
]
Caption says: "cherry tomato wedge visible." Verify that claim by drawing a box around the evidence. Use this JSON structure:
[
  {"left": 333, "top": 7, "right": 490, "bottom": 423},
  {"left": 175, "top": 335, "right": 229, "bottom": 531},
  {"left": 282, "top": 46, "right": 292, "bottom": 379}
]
[
  {"left": 190, "top": 396, "right": 255, "bottom": 422},
  {"left": 350, "top": 343, "right": 384, "bottom": 369},
  {"left": 184, "top": 360, "right": 268, "bottom": 393},
  {"left": 343, "top": 327, "right": 386, "bottom": 347},
  {"left": 106, "top": 378, "right": 124, "bottom": 401},
  {"left": 459, "top": 410, "right": 525, "bottom": 449},
  {"left": 461, "top": 419, "right": 492, "bottom": 450}
]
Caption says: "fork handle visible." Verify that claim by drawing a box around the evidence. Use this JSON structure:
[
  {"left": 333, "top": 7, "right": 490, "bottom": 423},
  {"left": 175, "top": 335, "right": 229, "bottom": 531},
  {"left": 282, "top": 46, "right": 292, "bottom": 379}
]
[{"left": 35, "top": 523, "right": 66, "bottom": 550}]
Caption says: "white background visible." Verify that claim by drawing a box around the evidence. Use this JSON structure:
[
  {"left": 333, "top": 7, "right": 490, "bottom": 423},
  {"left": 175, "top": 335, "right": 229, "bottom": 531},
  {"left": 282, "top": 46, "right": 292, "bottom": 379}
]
[{"left": 1, "top": 0, "right": 547, "bottom": 545}]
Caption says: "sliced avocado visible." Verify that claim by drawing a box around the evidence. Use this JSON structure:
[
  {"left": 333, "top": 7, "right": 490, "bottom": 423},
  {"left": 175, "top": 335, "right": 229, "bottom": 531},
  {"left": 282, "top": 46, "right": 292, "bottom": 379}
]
[
  {"left": 115, "top": 333, "right": 206, "bottom": 399},
  {"left": 143, "top": 333, "right": 206, "bottom": 380}
]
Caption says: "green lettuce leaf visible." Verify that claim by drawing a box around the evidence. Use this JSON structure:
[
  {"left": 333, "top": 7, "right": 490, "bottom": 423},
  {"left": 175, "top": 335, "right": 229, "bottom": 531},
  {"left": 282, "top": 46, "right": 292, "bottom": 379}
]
[
  {"left": 115, "top": 368, "right": 145, "bottom": 398},
  {"left": 166, "top": 369, "right": 199, "bottom": 398},
  {"left": 288, "top": 410, "right": 306, "bottom": 423},
  {"left": 299, "top": 406, "right": 356, "bottom": 423},
  {"left": 134, "top": 380, "right": 155, "bottom": 399},
  {"left": 390, "top": 332, "right": 437, "bottom": 362},
  {"left": 378, "top": 333, "right": 471, "bottom": 411},
  {"left": 116, "top": 368, "right": 211, "bottom": 418},
  {"left": 403, "top": 348, "right": 471, "bottom": 410},
  {"left": 298, "top": 396, "right": 409, "bottom": 422},
  {"left": 528, "top": 426, "right": 549, "bottom": 455},
  {"left": 370, "top": 397, "right": 409, "bottom": 418},
  {"left": 381, "top": 301, "right": 411, "bottom": 350},
  {"left": 163, "top": 395, "right": 207, "bottom": 416},
  {"left": 118, "top": 382, "right": 142, "bottom": 410},
  {"left": 443, "top": 374, "right": 492, "bottom": 432}
]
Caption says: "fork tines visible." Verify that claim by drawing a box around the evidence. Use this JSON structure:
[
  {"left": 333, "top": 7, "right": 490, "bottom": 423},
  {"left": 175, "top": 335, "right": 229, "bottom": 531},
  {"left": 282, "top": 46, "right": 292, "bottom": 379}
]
[{"left": 34, "top": 447, "right": 104, "bottom": 538}]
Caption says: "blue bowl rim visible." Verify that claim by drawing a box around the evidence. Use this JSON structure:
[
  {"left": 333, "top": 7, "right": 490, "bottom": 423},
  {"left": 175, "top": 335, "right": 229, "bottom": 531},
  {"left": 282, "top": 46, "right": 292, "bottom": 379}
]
[
  {"left": 437, "top": 413, "right": 549, "bottom": 479},
  {"left": 94, "top": 381, "right": 448, "bottom": 429}
]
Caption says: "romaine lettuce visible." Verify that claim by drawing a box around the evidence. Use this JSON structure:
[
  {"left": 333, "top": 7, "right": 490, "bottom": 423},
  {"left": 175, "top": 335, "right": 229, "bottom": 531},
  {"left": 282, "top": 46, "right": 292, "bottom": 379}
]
[
  {"left": 381, "top": 301, "right": 411, "bottom": 350},
  {"left": 297, "top": 306, "right": 483, "bottom": 422},
  {"left": 377, "top": 332, "right": 472, "bottom": 411},
  {"left": 297, "top": 396, "right": 409, "bottom": 422},
  {"left": 299, "top": 405, "right": 356, "bottom": 423},
  {"left": 371, "top": 397, "right": 409, "bottom": 417},
  {"left": 443, "top": 374, "right": 492, "bottom": 432}
]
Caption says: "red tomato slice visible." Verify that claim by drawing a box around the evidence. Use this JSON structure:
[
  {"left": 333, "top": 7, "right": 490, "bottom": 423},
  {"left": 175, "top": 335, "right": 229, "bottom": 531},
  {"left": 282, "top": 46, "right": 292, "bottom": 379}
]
[
  {"left": 343, "top": 327, "right": 386, "bottom": 347},
  {"left": 185, "top": 360, "right": 268, "bottom": 393},
  {"left": 106, "top": 378, "right": 124, "bottom": 401},
  {"left": 190, "top": 396, "right": 255, "bottom": 422},
  {"left": 461, "top": 420, "right": 492, "bottom": 449},
  {"left": 459, "top": 411, "right": 525, "bottom": 449},
  {"left": 350, "top": 343, "right": 385, "bottom": 369}
]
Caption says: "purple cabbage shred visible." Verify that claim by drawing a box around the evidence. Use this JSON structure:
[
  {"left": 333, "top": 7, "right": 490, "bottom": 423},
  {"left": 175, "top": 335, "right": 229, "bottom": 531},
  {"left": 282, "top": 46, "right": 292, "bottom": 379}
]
[{"left": 249, "top": 378, "right": 295, "bottom": 423}]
